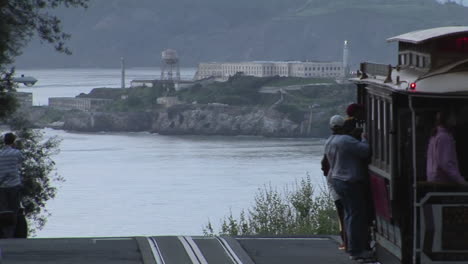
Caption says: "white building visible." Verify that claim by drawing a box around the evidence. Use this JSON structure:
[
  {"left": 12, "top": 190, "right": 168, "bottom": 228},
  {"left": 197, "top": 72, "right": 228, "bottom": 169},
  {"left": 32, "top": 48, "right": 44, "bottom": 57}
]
[
  {"left": 195, "top": 61, "right": 344, "bottom": 80},
  {"left": 14, "top": 92, "right": 33, "bottom": 109},
  {"left": 195, "top": 41, "right": 350, "bottom": 81},
  {"left": 289, "top": 61, "right": 344, "bottom": 78},
  {"left": 49, "top": 97, "right": 112, "bottom": 111}
]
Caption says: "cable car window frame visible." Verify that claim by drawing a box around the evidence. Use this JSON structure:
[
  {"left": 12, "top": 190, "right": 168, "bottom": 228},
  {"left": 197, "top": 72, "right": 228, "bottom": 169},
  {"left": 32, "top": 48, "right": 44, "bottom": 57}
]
[{"left": 366, "top": 87, "right": 394, "bottom": 181}]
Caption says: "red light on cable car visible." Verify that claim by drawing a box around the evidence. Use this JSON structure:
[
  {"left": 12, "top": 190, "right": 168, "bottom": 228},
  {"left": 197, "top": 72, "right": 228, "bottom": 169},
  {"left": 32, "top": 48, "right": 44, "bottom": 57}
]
[{"left": 410, "top": 82, "right": 416, "bottom": 91}]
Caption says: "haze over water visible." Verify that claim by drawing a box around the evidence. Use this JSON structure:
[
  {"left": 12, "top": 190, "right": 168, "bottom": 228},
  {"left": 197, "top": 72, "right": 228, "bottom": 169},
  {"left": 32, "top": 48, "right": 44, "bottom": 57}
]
[{"left": 15, "top": 68, "right": 325, "bottom": 238}]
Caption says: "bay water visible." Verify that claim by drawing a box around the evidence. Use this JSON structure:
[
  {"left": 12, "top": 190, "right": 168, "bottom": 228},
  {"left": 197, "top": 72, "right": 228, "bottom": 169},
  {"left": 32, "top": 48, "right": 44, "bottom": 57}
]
[{"left": 14, "top": 68, "right": 326, "bottom": 237}]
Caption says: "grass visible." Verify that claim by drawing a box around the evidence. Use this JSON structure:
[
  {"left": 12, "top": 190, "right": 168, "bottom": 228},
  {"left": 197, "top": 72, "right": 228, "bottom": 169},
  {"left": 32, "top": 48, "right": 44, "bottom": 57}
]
[{"left": 266, "top": 77, "right": 335, "bottom": 87}]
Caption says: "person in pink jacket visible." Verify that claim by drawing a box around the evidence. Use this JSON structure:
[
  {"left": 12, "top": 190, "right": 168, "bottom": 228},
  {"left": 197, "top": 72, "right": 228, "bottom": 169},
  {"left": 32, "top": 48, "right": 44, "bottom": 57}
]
[{"left": 426, "top": 111, "right": 467, "bottom": 184}]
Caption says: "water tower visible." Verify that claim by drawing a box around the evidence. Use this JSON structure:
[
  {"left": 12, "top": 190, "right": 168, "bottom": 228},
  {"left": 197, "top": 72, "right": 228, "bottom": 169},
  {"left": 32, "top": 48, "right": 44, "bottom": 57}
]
[{"left": 160, "top": 49, "right": 181, "bottom": 81}]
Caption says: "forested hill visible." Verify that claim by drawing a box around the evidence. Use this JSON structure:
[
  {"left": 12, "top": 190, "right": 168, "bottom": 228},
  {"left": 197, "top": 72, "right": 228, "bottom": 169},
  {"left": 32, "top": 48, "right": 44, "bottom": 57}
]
[{"left": 15, "top": 0, "right": 468, "bottom": 69}]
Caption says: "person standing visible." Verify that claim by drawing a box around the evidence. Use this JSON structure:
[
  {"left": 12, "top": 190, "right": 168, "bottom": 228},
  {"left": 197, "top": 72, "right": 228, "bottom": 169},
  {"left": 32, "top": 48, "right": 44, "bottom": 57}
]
[
  {"left": 324, "top": 115, "right": 373, "bottom": 261},
  {"left": 0, "top": 133, "right": 23, "bottom": 238},
  {"left": 343, "top": 103, "right": 374, "bottom": 249},
  {"left": 426, "top": 111, "right": 466, "bottom": 184},
  {"left": 321, "top": 117, "right": 347, "bottom": 251}
]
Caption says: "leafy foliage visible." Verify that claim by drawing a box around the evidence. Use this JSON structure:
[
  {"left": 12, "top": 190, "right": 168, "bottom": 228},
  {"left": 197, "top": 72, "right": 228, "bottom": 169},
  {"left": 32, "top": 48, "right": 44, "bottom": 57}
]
[
  {"left": 0, "top": 1, "right": 85, "bottom": 233},
  {"left": 0, "top": 127, "right": 61, "bottom": 234},
  {"left": 266, "top": 77, "right": 335, "bottom": 87},
  {"left": 204, "top": 175, "right": 339, "bottom": 236},
  {"left": 103, "top": 84, "right": 172, "bottom": 112},
  {"left": 0, "top": 69, "right": 19, "bottom": 118},
  {"left": 177, "top": 75, "right": 277, "bottom": 106},
  {"left": 0, "top": 0, "right": 88, "bottom": 120},
  {"left": 19, "top": 129, "right": 62, "bottom": 234},
  {"left": 0, "top": 0, "right": 88, "bottom": 66}
]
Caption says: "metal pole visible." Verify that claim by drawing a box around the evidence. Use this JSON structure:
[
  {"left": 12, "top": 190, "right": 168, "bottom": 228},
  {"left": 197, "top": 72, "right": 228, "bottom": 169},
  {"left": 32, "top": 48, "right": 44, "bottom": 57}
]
[
  {"left": 121, "top": 57, "right": 125, "bottom": 89},
  {"left": 307, "top": 106, "right": 313, "bottom": 135},
  {"left": 409, "top": 96, "right": 418, "bottom": 264}
]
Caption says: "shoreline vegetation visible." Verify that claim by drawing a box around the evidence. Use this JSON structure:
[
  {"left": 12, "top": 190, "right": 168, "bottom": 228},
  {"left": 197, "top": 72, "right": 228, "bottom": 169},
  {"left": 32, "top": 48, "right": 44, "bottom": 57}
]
[
  {"left": 20, "top": 75, "right": 354, "bottom": 138},
  {"left": 203, "top": 175, "right": 339, "bottom": 236}
]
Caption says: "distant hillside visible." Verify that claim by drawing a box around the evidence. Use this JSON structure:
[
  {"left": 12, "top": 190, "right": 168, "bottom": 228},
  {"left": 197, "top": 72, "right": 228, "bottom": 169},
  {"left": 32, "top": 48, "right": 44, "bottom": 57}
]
[{"left": 15, "top": 0, "right": 468, "bottom": 69}]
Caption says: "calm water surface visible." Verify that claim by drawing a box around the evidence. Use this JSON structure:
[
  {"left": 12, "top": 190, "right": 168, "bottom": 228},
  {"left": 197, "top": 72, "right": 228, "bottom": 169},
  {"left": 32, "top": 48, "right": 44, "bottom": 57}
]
[
  {"left": 38, "top": 130, "right": 325, "bottom": 237},
  {"left": 17, "top": 67, "right": 196, "bottom": 105},
  {"left": 13, "top": 68, "right": 326, "bottom": 237}
]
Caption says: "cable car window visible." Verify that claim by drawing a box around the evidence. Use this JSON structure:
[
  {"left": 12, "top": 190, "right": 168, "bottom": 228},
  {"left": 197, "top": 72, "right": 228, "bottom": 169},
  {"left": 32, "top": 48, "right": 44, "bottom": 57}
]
[
  {"left": 366, "top": 94, "right": 393, "bottom": 172},
  {"left": 382, "top": 100, "right": 387, "bottom": 169},
  {"left": 385, "top": 102, "right": 391, "bottom": 170},
  {"left": 369, "top": 96, "right": 376, "bottom": 163},
  {"left": 418, "top": 56, "right": 424, "bottom": 68},
  {"left": 437, "top": 36, "right": 468, "bottom": 52},
  {"left": 379, "top": 99, "right": 385, "bottom": 168},
  {"left": 379, "top": 99, "right": 383, "bottom": 165},
  {"left": 372, "top": 97, "right": 380, "bottom": 161}
]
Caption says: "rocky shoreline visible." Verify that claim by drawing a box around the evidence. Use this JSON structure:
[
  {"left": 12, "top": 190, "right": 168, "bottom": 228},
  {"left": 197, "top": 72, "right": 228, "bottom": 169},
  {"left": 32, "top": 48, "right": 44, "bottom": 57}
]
[
  {"left": 21, "top": 77, "right": 355, "bottom": 138},
  {"left": 58, "top": 104, "right": 327, "bottom": 138}
]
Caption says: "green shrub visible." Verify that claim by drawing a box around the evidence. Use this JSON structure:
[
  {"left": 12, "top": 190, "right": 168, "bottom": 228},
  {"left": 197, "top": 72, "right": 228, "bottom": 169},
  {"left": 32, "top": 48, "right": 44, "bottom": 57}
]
[
  {"left": 218, "top": 96, "right": 251, "bottom": 105},
  {"left": 275, "top": 104, "right": 307, "bottom": 123},
  {"left": 36, "top": 107, "right": 65, "bottom": 123},
  {"left": 203, "top": 175, "right": 339, "bottom": 236},
  {"left": 127, "top": 95, "right": 143, "bottom": 108}
]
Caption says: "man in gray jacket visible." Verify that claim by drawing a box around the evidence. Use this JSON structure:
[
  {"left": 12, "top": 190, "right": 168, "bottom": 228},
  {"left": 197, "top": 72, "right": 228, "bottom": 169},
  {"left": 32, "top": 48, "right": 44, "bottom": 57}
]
[
  {"left": 324, "top": 115, "right": 372, "bottom": 261},
  {"left": 0, "top": 133, "right": 23, "bottom": 238}
]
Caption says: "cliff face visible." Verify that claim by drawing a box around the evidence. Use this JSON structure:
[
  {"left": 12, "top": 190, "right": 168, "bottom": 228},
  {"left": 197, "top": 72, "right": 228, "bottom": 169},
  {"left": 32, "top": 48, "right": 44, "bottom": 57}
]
[
  {"left": 63, "top": 111, "right": 153, "bottom": 132},
  {"left": 152, "top": 105, "right": 300, "bottom": 137},
  {"left": 62, "top": 105, "right": 304, "bottom": 137}
]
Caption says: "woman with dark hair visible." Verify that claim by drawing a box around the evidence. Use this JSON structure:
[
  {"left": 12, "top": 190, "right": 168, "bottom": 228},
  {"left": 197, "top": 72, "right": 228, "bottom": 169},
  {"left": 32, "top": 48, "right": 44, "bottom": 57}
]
[{"left": 426, "top": 111, "right": 467, "bottom": 184}]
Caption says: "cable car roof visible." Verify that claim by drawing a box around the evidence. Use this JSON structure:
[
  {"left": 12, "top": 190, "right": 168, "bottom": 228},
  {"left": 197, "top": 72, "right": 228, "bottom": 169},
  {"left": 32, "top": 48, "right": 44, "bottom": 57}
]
[{"left": 387, "top": 26, "right": 468, "bottom": 44}]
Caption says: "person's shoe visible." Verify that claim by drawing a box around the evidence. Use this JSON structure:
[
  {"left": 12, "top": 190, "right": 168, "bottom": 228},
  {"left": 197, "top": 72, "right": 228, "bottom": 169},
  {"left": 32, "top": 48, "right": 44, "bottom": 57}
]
[
  {"left": 338, "top": 244, "right": 346, "bottom": 250},
  {"left": 349, "top": 250, "right": 374, "bottom": 261},
  {"left": 357, "top": 258, "right": 377, "bottom": 263}
]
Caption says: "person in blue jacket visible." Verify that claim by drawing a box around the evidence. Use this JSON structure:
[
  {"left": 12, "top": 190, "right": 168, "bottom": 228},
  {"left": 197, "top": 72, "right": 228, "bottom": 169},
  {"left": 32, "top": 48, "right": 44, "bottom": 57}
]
[{"left": 324, "top": 115, "right": 373, "bottom": 261}]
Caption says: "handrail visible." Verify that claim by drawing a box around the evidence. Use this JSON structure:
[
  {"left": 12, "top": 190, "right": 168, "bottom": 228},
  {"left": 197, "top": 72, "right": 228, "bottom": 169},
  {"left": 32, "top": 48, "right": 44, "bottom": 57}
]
[{"left": 359, "top": 62, "right": 393, "bottom": 83}]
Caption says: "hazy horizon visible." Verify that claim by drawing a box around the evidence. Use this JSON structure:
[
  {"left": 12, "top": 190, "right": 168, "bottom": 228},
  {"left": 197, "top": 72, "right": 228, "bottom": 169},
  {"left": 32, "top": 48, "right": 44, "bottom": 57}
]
[{"left": 15, "top": 0, "right": 468, "bottom": 70}]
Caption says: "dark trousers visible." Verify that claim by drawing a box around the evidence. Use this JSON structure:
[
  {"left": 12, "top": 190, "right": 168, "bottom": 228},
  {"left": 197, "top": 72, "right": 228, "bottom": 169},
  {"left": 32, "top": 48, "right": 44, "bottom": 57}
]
[
  {"left": 335, "top": 200, "right": 347, "bottom": 249},
  {"left": 332, "top": 179, "right": 369, "bottom": 255},
  {"left": 0, "top": 186, "right": 20, "bottom": 238}
]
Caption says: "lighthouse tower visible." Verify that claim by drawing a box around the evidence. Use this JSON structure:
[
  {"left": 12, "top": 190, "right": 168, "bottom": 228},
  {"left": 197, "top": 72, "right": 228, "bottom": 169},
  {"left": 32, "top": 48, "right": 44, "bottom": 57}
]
[{"left": 343, "top": 40, "right": 349, "bottom": 77}]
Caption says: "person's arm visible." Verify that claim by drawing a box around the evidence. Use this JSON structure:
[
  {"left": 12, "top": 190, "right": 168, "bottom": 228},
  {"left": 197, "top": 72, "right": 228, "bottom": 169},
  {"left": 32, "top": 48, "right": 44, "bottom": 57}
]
[
  {"left": 437, "top": 134, "right": 466, "bottom": 184},
  {"left": 321, "top": 154, "right": 329, "bottom": 176},
  {"left": 344, "top": 135, "right": 370, "bottom": 159}
]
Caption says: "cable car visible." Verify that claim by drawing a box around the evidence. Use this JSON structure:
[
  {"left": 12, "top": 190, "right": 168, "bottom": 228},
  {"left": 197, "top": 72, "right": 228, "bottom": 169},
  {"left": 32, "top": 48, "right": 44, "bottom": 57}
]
[{"left": 351, "top": 26, "right": 468, "bottom": 264}]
